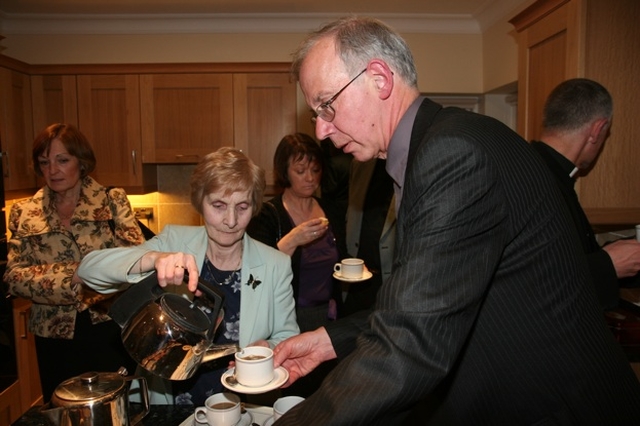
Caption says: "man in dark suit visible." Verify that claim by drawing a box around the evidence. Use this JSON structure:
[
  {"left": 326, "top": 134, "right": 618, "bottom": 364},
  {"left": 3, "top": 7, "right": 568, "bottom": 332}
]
[
  {"left": 273, "top": 17, "right": 640, "bottom": 425},
  {"left": 530, "top": 78, "right": 640, "bottom": 311}
]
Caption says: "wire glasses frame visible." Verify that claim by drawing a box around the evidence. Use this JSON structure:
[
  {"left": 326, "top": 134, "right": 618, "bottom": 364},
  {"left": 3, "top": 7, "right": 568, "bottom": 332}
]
[{"left": 311, "top": 68, "right": 367, "bottom": 123}]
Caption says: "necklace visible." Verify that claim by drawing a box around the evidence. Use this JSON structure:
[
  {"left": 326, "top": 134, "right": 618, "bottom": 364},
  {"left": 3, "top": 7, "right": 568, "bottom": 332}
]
[{"left": 205, "top": 245, "right": 243, "bottom": 286}]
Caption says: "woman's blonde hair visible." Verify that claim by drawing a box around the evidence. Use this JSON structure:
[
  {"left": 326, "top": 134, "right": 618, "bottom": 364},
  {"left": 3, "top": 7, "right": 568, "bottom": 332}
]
[{"left": 190, "top": 147, "right": 266, "bottom": 216}]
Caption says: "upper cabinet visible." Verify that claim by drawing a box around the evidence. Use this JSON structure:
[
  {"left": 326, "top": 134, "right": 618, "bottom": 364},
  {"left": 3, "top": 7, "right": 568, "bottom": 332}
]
[
  {"left": 2, "top": 61, "right": 296, "bottom": 196},
  {"left": 77, "top": 74, "right": 157, "bottom": 193},
  {"left": 0, "top": 67, "right": 36, "bottom": 195},
  {"left": 140, "top": 73, "right": 234, "bottom": 163},
  {"left": 232, "top": 73, "right": 297, "bottom": 187},
  {"left": 140, "top": 70, "right": 296, "bottom": 186},
  {"left": 510, "top": 0, "right": 640, "bottom": 225}
]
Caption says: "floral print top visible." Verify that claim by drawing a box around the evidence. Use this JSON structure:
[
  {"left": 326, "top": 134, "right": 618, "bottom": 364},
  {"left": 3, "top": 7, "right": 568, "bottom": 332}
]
[{"left": 4, "top": 176, "right": 145, "bottom": 339}]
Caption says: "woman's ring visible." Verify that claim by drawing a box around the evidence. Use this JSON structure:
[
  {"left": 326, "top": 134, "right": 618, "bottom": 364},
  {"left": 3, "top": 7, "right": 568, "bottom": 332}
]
[
  {"left": 313, "top": 231, "right": 317, "bottom": 236},
  {"left": 175, "top": 264, "right": 185, "bottom": 269}
]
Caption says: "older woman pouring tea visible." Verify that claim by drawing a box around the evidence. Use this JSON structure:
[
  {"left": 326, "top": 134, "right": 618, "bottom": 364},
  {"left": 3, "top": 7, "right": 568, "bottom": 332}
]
[{"left": 78, "top": 147, "right": 299, "bottom": 406}]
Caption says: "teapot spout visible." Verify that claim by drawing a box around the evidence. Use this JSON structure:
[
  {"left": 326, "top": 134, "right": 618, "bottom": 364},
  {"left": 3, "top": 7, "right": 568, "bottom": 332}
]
[{"left": 202, "top": 343, "right": 240, "bottom": 363}]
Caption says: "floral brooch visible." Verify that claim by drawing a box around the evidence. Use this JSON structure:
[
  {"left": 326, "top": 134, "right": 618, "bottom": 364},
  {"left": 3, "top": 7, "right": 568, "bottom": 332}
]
[{"left": 246, "top": 274, "right": 262, "bottom": 290}]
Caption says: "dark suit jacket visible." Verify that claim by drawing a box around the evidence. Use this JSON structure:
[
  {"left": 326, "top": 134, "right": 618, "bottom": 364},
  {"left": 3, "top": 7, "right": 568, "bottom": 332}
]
[
  {"left": 530, "top": 141, "right": 619, "bottom": 310},
  {"left": 277, "top": 99, "right": 640, "bottom": 425}
]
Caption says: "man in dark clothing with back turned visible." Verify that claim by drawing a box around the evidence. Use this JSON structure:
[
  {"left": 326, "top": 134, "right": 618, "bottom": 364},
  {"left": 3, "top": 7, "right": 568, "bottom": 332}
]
[{"left": 530, "top": 78, "right": 640, "bottom": 311}]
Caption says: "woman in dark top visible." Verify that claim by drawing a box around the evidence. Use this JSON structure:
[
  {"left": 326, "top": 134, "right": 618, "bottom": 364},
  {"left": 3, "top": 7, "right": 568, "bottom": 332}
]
[{"left": 248, "top": 133, "right": 347, "bottom": 334}]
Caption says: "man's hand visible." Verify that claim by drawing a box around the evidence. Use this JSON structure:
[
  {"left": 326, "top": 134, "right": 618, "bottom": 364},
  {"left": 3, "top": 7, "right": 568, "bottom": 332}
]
[
  {"left": 273, "top": 327, "right": 337, "bottom": 387},
  {"left": 603, "top": 239, "right": 640, "bottom": 278}
]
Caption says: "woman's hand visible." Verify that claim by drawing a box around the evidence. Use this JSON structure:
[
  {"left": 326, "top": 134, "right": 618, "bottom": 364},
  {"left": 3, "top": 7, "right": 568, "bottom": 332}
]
[
  {"left": 277, "top": 217, "right": 329, "bottom": 255},
  {"left": 139, "top": 251, "right": 200, "bottom": 292}
]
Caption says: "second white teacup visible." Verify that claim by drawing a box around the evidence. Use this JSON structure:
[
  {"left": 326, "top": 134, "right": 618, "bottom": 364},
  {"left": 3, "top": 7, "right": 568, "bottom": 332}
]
[
  {"left": 194, "top": 392, "right": 241, "bottom": 426},
  {"left": 234, "top": 346, "right": 274, "bottom": 387},
  {"left": 334, "top": 258, "right": 364, "bottom": 279},
  {"left": 273, "top": 395, "right": 305, "bottom": 420}
]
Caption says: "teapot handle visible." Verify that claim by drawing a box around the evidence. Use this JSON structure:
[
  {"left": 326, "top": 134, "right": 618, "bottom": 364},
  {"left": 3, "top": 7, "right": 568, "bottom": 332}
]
[
  {"left": 185, "top": 271, "right": 226, "bottom": 340},
  {"left": 126, "top": 375, "right": 150, "bottom": 425}
]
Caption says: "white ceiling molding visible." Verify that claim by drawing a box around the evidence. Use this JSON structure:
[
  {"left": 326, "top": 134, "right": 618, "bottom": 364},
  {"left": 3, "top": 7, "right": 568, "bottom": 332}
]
[{"left": 0, "top": 12, "right": 482, "bottom": 35}]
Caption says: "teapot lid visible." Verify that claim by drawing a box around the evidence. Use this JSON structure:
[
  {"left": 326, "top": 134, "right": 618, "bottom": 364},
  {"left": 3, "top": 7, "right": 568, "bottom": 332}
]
[
  {"left": 52, "top": 371, "right": 126, "bottom": 406},
  {"left": 161, "top": 293, "right": 211, "bottom": 333}
]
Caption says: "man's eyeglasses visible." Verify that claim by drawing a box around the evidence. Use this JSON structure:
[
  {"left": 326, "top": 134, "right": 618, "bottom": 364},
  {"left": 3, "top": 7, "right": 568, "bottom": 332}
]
[{"left": 311, "top": 68, "right": 367, "bottom": 123}]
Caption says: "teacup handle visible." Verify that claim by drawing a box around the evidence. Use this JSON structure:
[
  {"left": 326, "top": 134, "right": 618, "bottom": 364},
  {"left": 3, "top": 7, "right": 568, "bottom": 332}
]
[
  {"left": 333, "top": 263, "right": 342, "bottom": 273},
  {"left": 194, "top": 407, "right": 207, "bottom": 423}
]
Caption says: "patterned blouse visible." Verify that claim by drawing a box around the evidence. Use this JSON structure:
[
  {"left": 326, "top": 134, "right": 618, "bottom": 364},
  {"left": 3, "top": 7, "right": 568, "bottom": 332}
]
[{"left": 4, "top": 176, "right": 144, "bottom": 339}]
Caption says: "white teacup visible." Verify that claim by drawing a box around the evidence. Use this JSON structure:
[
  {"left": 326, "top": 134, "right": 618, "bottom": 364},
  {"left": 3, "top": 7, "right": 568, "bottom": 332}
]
[
  {"left": 635, "top": 224, "right": 640, "bottom": 242},
  {"left": 194, "top": 392, "right": 241, "bottom": 426},
  {"left": 334, "top": 258, "right": 364, "bottom": 279},
  {"left": 273, "top": 395, "right": 305, "bottom": 420},
  {"left": 234, "top": 346, "right": 274, "bottom": 387}
]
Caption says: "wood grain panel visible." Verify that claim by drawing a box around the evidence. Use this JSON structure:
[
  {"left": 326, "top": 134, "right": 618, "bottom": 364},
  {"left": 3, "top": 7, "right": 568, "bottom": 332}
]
[
  {"left": 233, "top": 73, "right": 296, "bottom": 186},
  {"left": 140, "top": 73, "right": 234, "bottom": 163}
]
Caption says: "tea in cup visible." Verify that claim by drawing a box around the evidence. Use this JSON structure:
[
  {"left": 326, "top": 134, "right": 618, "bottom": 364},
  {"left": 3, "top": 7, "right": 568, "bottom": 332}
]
[
  {"left": 194, "top": 392, "right": 241, "bottom": 426},
  {"left": 234, "top": 346, "right": 274, "bottom": 387},
  {"left": 334, "top": 258, "right": 364, "bottom": 279},
  {"left": 273, "top": 395, "right": 305, "bottom": 420}
]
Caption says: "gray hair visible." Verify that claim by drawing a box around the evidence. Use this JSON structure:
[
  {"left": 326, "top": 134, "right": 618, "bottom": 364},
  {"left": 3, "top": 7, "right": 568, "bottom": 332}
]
[
  {"left": 292, "top": 16, "right": 418, "bottom": 89},
  {"left": 543, "top": 78, "right": 613, "bottom": 132}
]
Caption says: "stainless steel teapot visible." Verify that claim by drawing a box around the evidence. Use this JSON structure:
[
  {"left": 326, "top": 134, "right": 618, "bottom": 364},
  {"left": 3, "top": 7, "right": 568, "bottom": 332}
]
[
  {"left": 40, "top": 367, "right": 149, "bottom": 426},
  {"left": 109, "top": 272, "right": 239, "bottom": 380}
]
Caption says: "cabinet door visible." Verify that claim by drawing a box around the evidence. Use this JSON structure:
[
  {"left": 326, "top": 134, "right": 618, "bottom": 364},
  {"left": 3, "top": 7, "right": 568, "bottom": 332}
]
[
  {"left": 511, "top": 0, "right": 580, "bottom": 141},
  {"left": 31, "top": 75, "right": 78, "bottom": 133},
  {"left": 233, "top": 73, "right": 296, "bottom": 187},
  {"left": 0, "top": 67, "right": 36, "bottom": 194},
  {"left": 77, "top": 74, "right": 156, "bottom": 193},
  {"left": 0, "top": 381, "right": 21, "bottom": 426},
  {"left": 140, "top": 73, "right": 234, "bottom": 163},
  {"left": 12, "top": 298, "right": 42, "bottom": 414}
]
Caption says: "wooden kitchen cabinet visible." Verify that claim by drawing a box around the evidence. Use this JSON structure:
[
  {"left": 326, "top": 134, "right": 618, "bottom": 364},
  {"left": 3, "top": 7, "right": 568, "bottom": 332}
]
[
  {"left": 140, "top": 73, "right": 234, "bottom": 163},
  {"left": 0, "top": 67, "right": 36, "bottom": 196},
  {"left": 31, "top": 74, "right": 78, "bottom": 133},
  {"left": 140, "top": 71, "right": 296, "bottom": 186},
  {"left": 12, "top": 298, "right": 42, "bottom": 415},
  {"left": 77, "top": 74, "right": 157, "bottom": 194},
  {"left": 233, "top": 73, "right": 297, "bottom": 187},
  {"left": 510, "top": 0, "right": 640, "bottom": 225}
]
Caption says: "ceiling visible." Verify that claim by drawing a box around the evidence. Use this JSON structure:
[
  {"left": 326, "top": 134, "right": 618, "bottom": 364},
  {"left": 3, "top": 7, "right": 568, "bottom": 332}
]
[
  {"left": 0, "top": 0, "right": 535, "bottom": 34},
  {"left": 0, "top": 0, "right": 523, "bottom": 16}
]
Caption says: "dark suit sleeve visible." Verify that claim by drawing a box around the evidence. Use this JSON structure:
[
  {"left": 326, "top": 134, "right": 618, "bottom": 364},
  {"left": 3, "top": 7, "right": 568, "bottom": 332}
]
[
  {"left": 277, "top": 133, "right": 509, "bottom": 425},
  {"left": 587, "top": 249, "right": 619, "bottom": 310}
]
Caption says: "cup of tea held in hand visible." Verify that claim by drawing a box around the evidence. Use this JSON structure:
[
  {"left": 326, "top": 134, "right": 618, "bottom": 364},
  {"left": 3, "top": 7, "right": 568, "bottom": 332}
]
[
  {"left": 194, "top": 392, "right": 241, "bottom": 426},
  {"left": 334, "top": 258, "right": 365, "bottom": 279},
  {"left": 234, "top": 346, "right": 274, "bottom": 387},
  {"left": 273, "top": 395, "right": 305, "bottom": 420}
]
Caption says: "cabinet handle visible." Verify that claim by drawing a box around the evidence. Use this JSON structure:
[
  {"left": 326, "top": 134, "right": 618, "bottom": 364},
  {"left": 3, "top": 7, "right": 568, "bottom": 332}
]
[
  {"left": 175, "top": 154, "right": 200, "bottom": 159},
  {"left": 131, "top": 150, "right": 137, "bottom": 176},
  {"left": 19, "top": 310, "right": 28, "bottom": 339},
  {"left": 1, "top": 151, "right": 9, "bottom": 178}
]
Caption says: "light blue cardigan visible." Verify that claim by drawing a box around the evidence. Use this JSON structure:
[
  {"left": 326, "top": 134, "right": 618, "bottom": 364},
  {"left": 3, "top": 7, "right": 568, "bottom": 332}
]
[
  {"left": 78, "top": 224, "right": 300, "bottom": 349},
  {"left": 78, "top": 225, "right": 300, "bottom": 404}
]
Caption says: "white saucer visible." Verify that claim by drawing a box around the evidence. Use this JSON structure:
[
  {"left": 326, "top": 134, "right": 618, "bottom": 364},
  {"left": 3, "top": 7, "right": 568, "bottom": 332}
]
[
  {"left": 193, "top": 410, "right": 253, "bottom": 426},
  {"left": 221, "top": 366, "right": 289, "bottom": 394},
  {"left": 263, "top": 415, "right": 275, "bottom": 426},
  {"left": 333, "top": 270, "right": 373, "bottom": 282}
]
